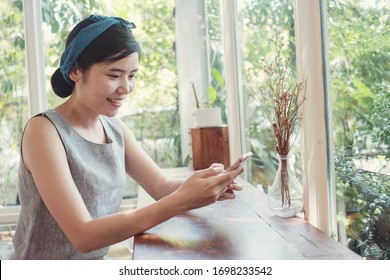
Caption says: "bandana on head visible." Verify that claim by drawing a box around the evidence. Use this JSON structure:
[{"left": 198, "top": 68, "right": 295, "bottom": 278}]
[{"left": 59, "top": 14, "right": 136, "bottom": 85}]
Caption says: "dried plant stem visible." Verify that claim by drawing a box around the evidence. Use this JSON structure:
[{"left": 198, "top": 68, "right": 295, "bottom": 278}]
[
  {"left": 192, "top": 82, "right": 200, "bottom": 109},
  {"left": 280, "top": 157, "right": 291, "bottom": 207},
  {"left": 249, "top": 36, "right": 307, "bottom": 208}
]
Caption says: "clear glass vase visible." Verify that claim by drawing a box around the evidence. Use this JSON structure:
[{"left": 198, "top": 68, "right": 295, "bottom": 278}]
[{"left": 267, "top": 154, "right": 304, "bottom": 217}]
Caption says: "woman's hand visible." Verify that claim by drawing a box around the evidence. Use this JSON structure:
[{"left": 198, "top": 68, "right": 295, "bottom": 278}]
[
  {"left": 218, "top": 181, "right": 243, "bottom": 201},
  {"left": 170, "top": 163, "right": 243, "bottom": 213},
  {"left": 211, "top": 163, "right": 244, "bottom": 201}
]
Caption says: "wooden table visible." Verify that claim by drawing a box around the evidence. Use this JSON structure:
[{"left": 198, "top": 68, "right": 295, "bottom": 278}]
[{"left": 133, "top": 168, "right": 362, "bottom": 260}]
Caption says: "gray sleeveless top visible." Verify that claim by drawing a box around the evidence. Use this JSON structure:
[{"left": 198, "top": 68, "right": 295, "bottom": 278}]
[{"left": 13, "top": 109, "right": 126, "bottom": 259}]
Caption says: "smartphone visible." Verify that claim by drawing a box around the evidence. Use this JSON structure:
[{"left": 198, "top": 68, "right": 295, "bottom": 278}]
[{"left": 226, "top": 152, "right": 253, "bottom": 172}]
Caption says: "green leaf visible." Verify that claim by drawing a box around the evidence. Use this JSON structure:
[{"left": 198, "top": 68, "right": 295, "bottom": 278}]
[
  {"left": 211, "top": 67, "right": 224, "bottom": 88},
  {"left": 207, "top": 87, "right": 217, "bottom": 105}
]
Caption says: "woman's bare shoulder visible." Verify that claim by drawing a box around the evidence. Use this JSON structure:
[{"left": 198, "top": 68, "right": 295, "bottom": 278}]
[
  {"left": 23, "top": 115, "right": 60, "bottom": 141},
  {"left": 22, "top": 114, "right": 66, "bottom": 171}
]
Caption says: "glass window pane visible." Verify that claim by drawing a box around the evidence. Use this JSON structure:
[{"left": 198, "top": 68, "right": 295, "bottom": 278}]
[
  {"left": 327, "top": 0, "right": 390, "bottom": 259},
  {"left": 206, "top": 0, "right": 228, "bottom": 124},
  {"left": 0, "top": 0, "right": 28, "bottom": 207}
]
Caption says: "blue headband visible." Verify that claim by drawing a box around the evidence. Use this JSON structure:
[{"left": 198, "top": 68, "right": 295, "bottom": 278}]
[{"left": 59, "top": 15, "right": 136, "bottom": 85}]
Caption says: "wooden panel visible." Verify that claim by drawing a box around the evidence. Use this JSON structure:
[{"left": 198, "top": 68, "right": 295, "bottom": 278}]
[{"left": 190, "top": 126, "right": 230, "bottom": 170}]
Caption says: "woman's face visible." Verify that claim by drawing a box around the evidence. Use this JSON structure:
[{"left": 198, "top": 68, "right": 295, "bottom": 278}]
[{"left": 74, "top": 52, "right": 139, "bottom": 117}]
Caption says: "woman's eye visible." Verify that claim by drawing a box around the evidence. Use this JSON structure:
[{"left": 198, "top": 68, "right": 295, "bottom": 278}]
[{"left": 108, "top": 74, "right": 119, "bottom": 79}]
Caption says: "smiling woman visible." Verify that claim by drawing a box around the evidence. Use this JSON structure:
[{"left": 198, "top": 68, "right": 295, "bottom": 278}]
[
  {"left": 61, "top": 52, "right": 139, "bottom": 118},
  {"left": 11, "top": 14, "right": 243, "bottom": 259}
]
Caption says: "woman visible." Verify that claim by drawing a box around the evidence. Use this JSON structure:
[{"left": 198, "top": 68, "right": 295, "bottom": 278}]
[{"left": 12, "top": 14, "right": 243, "bottom": 259}]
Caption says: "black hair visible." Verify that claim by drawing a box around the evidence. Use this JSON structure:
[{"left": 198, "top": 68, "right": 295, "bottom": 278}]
[{"left": 51, "top": 16, "right": 141, "bottom": 98}]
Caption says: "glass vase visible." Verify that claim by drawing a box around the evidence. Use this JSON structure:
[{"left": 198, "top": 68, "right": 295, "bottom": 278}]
[{"left": 267, "top": 154, "right": 303, "bottom": 217}]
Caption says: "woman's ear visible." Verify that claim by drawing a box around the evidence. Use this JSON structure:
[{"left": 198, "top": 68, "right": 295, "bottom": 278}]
[{"left": 69, "top": 65, "right": 81, "bottom": 83}]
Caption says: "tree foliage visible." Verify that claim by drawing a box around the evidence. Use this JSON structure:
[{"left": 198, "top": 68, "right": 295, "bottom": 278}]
[
  {"left": 328, "top": 0, "right": 389, "bottom": 259},
  {"left": 328, "top": 0, "right": 390, "bottom": 154}
]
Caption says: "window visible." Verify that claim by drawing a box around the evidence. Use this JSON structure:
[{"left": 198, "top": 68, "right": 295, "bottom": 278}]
[
  {"left": 327, "top": 0, "right": 390, "bottom": 259},
  {"left": 0, "top": 0, "right": 28, "bottom": 207}
]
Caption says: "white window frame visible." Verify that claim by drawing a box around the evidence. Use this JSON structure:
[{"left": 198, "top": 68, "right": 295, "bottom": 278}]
[
  {"left": 221, "top": 0, "right": 247, "bottom": 164},
  {"left": 24, "top": 0, "right": 47, "bottom": 116},
  {"left": 293, "top": 0, "right": 336, "bottom": 235}
]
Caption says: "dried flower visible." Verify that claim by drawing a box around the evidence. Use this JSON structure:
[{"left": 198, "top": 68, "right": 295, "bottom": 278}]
[
  {"left": 249, "top": 36, "right": 307, "bottom": 156},
  {"left": 249, "top": 36, "right": 307, "bottom": 208}
]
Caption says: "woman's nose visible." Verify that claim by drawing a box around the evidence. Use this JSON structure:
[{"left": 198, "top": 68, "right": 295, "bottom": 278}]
[{"left": 118, "top": 79, "right": 134, "bottom": 94}]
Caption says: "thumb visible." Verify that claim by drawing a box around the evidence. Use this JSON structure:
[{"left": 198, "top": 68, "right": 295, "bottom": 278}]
[{"left": 196, "top": 165, "right": 224, "bottom": 178}]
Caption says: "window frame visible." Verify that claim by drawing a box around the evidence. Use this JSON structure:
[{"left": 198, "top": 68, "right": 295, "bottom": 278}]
[
  {"left": 221, "top": 0, "right": 247, "bottom": 164},
  {"left": 24, "top": 0, "right": 47, "bottom": 116},
  {"left": 293, "top": 0, "right": 336, "bottom": 235}
]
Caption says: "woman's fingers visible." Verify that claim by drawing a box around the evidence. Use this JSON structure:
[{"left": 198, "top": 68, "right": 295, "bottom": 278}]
[
  {"left": 215, "top": 166, "right": 243, "bottom": 185},
  {"left": 219, "top": 182, "right": 243, "bottom": 200},
  {"left": 218, "top": 191, "right": 236, "bottom": 201},
  {"left": 228, "top": 182, "right": 243, "bottom": 191},
  {"left": 209, "top": 166, "right": 243, "bottom": 196},
  {"left": 209, "top": 163, "right": 224, "bottom": 170},
  {"left": 194, "top": 164, "right": 224, "bottom": 179}
]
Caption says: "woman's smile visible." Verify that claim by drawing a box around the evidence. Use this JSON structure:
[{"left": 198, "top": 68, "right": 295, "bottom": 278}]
[{"left": 107, "top": 97, "right": 125, "bottom": 107}]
